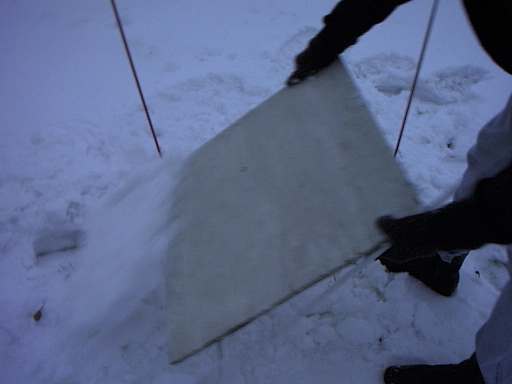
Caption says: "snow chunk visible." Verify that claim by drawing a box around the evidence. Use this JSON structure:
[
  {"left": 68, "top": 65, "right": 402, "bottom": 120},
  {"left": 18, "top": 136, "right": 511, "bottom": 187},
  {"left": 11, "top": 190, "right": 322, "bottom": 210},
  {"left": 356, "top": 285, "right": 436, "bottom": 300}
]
[{"left": 33, "top": 228, "right": 85, "bottom": 257}]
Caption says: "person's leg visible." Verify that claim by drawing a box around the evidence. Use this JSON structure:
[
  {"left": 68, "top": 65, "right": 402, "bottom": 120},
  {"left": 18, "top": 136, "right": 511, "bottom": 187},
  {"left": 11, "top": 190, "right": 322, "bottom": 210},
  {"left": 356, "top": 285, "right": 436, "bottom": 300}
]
[
  {"left": 382, "top": 252, "right": 466, "bottom": 297},
  {"left": 384, "top": 353, "right": 485, "bottom": 384},
  {"left": 384, "top": 274, "right": 512, "bottom": 383},
  {"left": 475, "top": 247, "right": 512, "bottom": 384},
  {"left": 465, "top": 95, "right": 512, "bottom": 383}
]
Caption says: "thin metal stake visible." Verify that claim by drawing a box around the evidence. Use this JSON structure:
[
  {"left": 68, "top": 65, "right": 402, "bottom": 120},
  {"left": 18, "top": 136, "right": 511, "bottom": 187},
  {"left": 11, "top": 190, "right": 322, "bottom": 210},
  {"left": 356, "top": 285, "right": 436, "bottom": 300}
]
[
  {"left": 394, "top": 0, "right": 440, "bottom": 158},
  {"left": 110, "top": 0, "right": 162, "bottom": 157}
]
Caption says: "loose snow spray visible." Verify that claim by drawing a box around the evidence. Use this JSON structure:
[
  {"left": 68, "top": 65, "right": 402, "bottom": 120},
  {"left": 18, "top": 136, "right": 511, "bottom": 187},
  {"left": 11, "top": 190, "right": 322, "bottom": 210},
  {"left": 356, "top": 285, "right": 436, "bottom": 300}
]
[{"left": 50, "top": 158, "right": 182, "bottom": 380}]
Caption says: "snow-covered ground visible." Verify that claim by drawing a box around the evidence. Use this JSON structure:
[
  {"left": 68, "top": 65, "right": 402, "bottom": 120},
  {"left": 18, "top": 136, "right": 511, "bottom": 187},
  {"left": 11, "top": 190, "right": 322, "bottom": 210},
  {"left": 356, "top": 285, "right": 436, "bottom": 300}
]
[{"left": 1, "top": 0, "right": 512, "bottom": 383}]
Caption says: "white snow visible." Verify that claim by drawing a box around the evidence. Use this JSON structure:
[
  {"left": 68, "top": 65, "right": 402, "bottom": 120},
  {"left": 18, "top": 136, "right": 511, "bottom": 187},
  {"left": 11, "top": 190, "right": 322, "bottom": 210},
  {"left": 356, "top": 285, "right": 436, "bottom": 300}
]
[{"left": 1, "top": 0, "right": 512, "bottom": 383}]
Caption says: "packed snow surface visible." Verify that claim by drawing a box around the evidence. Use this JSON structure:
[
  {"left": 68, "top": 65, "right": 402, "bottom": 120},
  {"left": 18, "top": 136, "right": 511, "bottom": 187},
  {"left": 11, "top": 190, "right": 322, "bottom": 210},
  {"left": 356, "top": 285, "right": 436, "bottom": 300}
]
[{"left": 1, "top": 0, "right": 512, "bottom": 383}]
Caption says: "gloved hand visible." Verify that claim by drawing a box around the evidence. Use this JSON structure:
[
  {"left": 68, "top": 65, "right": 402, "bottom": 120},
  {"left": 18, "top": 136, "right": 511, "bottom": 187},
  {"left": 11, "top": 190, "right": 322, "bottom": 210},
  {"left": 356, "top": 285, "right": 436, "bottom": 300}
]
[
  {"left": 377, "top": 214, "right": 439, "bottom": 263},
  {"left": 286, "top": 45, "right": 338, "bottom": 86},
  {"left": 376, "top": 199, "right": 483, "bottom": 264}
]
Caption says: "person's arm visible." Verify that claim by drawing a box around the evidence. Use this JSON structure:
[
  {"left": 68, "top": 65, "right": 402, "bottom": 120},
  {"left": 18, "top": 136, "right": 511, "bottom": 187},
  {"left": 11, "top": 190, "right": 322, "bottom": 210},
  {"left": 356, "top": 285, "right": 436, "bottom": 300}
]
[
  {"left": 288, "top": 0, "right": 411, "bottom": 85},
  {"left": 378, "top": 160, "right": 512, "bottom": 262}
]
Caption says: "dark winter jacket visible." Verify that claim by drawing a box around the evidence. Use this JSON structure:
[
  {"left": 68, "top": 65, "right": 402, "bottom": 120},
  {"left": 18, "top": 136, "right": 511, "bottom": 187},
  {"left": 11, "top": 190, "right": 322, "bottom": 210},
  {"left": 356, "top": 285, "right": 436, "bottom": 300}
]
[{"left": 311, "top": 0, "right": 512, "bottom": 75}]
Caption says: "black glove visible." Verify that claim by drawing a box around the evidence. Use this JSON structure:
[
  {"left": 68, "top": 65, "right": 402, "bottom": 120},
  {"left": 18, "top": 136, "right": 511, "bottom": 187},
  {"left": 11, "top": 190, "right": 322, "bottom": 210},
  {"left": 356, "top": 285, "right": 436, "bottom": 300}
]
[
  {"left": 376, "top": 199, "right": 485, "bottom": 263},
  {"left": 286, "top": 0, "right": 405, "bottom": 86},
  {"left": 377, "top": 214, "right": 440, "bottom": 263},
  {"left": 286, "top": 43, "right": 338, "bottom": 86}
]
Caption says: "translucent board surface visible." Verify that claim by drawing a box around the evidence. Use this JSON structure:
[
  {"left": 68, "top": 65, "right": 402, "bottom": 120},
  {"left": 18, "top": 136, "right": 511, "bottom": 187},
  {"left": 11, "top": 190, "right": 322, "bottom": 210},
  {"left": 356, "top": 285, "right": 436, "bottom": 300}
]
[{"left": 167, "top": 60, "right": 417, "bottom": 363}]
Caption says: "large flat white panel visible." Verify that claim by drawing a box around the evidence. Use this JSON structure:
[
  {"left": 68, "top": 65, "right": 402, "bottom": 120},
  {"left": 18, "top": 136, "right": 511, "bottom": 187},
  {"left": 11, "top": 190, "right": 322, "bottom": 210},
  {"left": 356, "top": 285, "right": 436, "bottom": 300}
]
[{"left": 167, "top": 59, "right": 417, "bottom": 363}]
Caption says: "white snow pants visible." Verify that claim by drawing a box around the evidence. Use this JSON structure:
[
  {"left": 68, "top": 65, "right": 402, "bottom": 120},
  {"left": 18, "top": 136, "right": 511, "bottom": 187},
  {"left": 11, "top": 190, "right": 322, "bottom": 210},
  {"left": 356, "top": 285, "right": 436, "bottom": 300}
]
[{"left": 453, "top": 92, "right": 512, "bottom": 384}]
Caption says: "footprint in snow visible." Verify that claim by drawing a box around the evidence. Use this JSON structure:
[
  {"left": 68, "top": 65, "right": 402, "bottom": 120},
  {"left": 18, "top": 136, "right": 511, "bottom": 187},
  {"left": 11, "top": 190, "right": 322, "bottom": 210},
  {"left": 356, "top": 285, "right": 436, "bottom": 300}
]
[
  {"left": 353, "top": 54, "right": 490, "bottom": 105},
  {"left": 33, "top": 228, "right": 85, "bottom": 257}
]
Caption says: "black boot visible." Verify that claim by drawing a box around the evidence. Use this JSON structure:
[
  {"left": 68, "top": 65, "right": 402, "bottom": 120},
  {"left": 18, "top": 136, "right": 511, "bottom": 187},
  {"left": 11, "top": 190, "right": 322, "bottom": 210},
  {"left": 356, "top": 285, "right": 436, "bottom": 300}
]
[
  {"left": 384, "top": 353, "right": 485, "bottom": 384},
  {"left": 379, "top": 253, "right": 467, "bottom": 297}
]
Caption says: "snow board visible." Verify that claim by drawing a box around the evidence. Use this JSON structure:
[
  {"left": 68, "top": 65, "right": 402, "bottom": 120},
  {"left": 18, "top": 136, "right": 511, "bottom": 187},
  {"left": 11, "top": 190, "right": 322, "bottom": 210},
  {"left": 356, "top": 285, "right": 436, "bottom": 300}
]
[{"left": 167, "top": 58, "right": 418, "bottom": 363}]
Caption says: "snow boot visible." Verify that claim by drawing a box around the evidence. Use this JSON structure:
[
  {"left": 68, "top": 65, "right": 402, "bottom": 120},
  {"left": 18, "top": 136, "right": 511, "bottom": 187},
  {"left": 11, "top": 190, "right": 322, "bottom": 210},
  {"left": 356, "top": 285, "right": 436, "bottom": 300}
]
[
  {"left": 384, "top": 353, "right": 485, "bottom": 384},
  {"left": 379, "top": 252, "right": 467, "bottom": 297}
]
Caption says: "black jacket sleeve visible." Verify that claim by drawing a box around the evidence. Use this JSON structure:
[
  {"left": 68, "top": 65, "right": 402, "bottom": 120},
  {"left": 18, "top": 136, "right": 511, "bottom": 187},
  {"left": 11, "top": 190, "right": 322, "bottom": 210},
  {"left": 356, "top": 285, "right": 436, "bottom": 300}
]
[
  {"left": 308, "top": 0, "right": 412, "bottom": 55},
  {"left": 468, "top": 159, "right": 512, "bottom": 246},
  {"left": 288, "top": 0, "right": 412, "bottom": 85},
  {"left": 379, "top": 160, "right": 512, "bottom": 253},
  {"left": 463, "top": 0, "right": 512, "bottom": 75}
]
